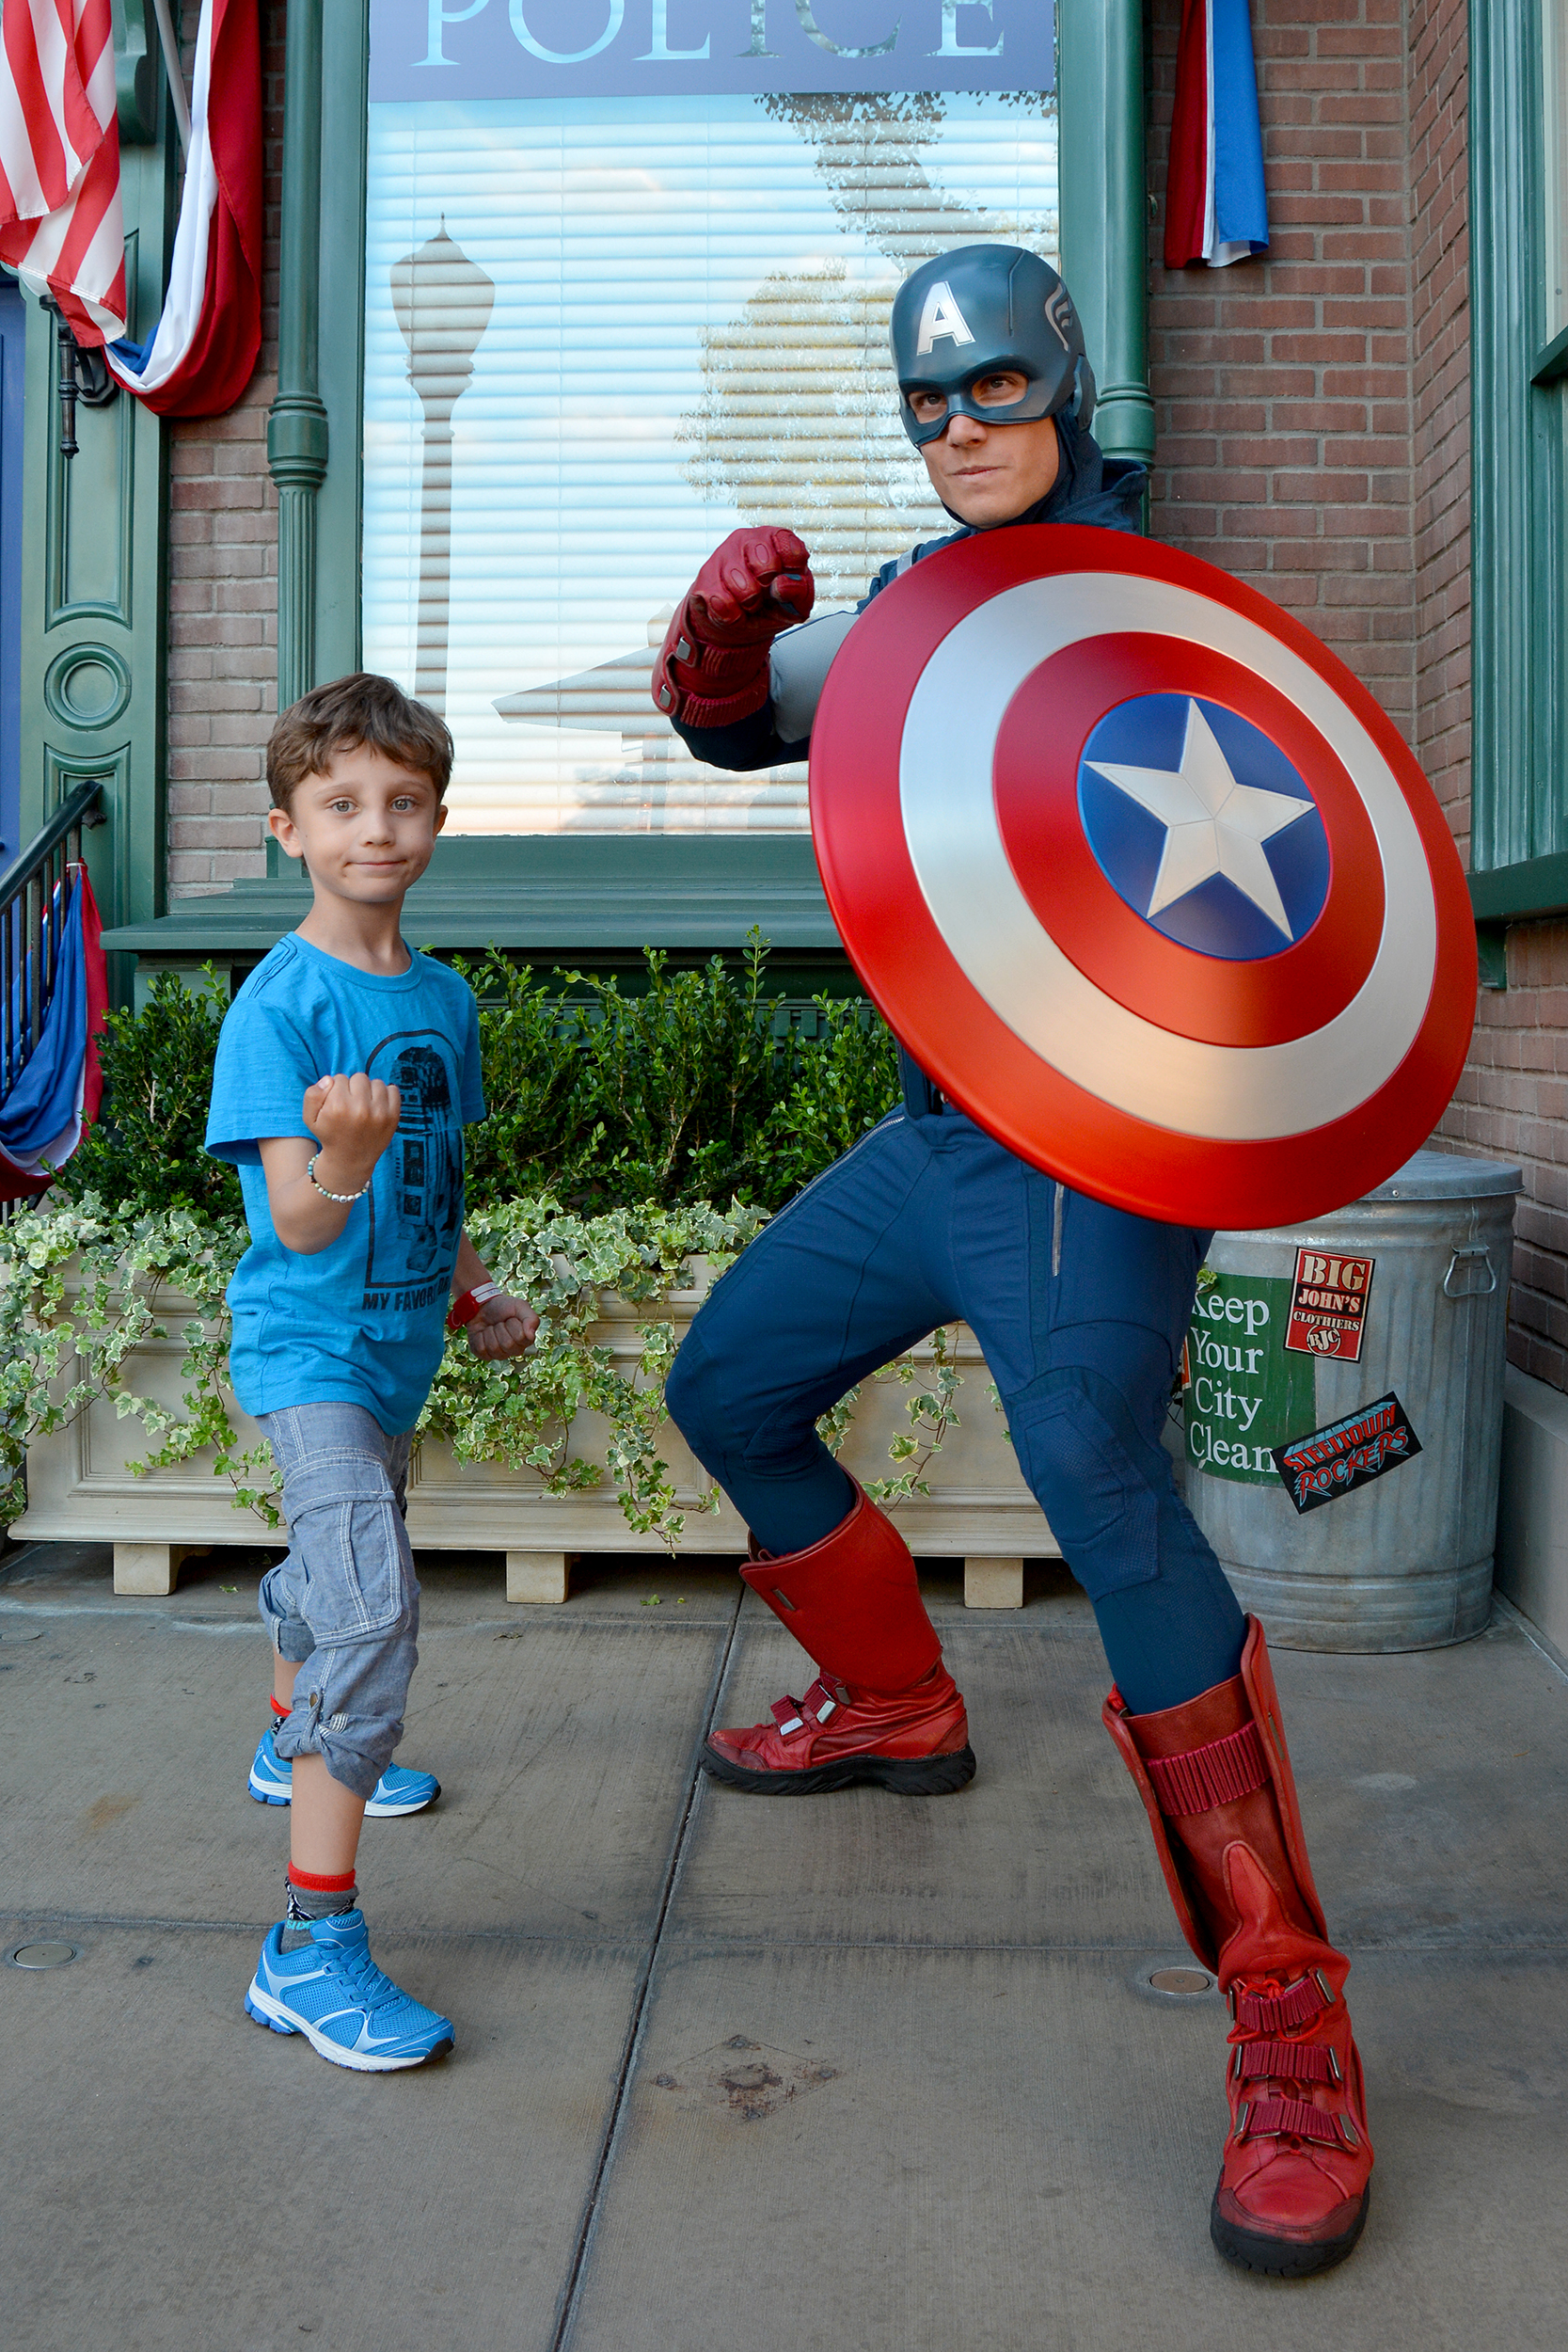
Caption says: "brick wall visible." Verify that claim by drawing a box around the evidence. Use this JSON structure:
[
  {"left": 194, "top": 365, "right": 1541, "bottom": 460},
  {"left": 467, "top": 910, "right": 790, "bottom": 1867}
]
[
  {"left": 1146, "top": 3, "right": 1568, "bottom": 1395},
  {"left": 1406, "top": 3, "right": 1568, "bottom": 1393},
  {"left": 1146, "top": 0, "right": 1418, "bottom": 739},
  {"left": 1443, "top": 931, "right": 1568, "bottom": 1388},
  {"left": 163, "top": 0, "right": 283, "bottom": 898}
]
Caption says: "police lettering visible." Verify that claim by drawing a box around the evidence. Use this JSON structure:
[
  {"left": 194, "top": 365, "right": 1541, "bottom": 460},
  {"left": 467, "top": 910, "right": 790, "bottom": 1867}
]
[{"left": 417, "top": 3, "right": 1007, "bottom": 71}]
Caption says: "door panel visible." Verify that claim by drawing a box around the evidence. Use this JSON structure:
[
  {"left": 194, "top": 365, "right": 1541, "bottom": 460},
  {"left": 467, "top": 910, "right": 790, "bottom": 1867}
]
[
  {"left": 19, "top": 74, "right": 175, "bottom": 948},
  {"left": 0, "top": 277, "right": 23, "bottom": 862}
]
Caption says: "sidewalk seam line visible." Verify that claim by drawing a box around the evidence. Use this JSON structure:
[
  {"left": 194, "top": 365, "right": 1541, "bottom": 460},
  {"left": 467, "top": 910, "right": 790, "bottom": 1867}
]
[
  {"left": 549, "top": 1580, "right": 744, "bottom": 2352},
  {"left": 1, "top": 1913, "right": 1562, "bottom": 1959}
]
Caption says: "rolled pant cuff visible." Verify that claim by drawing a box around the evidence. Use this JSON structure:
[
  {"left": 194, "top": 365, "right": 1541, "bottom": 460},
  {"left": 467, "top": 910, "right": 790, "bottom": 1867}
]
[{"left": 272, "top": 1708, "right": 393, "bottom": 1802}]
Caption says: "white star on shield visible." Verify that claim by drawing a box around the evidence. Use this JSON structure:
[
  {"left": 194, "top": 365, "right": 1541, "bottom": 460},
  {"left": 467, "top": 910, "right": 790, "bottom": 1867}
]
[{"left": 1085, "top": 699, "right": 1314, "bottom": 940}]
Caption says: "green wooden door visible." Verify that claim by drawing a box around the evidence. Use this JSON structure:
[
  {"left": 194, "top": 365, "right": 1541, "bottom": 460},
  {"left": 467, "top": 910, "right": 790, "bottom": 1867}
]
[{"left": 17, "top": 12, "right": 176, "bottom": 950}]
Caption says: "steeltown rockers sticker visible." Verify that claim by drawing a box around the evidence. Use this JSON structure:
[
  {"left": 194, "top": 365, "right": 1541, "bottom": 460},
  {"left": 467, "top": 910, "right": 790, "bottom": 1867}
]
[{"left": 1271, "top": 1391, "right": 1422, "bottom": 1515}]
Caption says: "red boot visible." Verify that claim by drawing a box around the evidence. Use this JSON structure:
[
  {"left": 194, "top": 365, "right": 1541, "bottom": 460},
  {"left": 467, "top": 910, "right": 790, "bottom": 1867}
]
[
  {"left": 1104, "top": 1619, "right": 1372, "bottom": 2275},
  {"left": 703, "top": 1486, "right": 975, "bottom": 1796}
]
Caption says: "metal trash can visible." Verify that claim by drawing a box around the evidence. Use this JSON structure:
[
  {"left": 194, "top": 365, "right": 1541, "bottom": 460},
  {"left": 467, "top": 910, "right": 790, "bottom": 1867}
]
[{"left": 1181, "top": 1149, "right": 1523, "bottom": 1651}]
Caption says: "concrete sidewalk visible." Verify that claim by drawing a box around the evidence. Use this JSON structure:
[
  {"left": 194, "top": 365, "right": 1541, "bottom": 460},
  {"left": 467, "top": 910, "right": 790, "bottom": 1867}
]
[{"left": 3, "top": 1538, "right": 1565, "bottom": 2352}]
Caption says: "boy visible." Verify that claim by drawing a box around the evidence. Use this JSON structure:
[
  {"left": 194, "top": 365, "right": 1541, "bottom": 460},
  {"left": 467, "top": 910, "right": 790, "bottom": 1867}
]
[{"left": 206, "top": 673, "right": 536, "bottom": 2072}]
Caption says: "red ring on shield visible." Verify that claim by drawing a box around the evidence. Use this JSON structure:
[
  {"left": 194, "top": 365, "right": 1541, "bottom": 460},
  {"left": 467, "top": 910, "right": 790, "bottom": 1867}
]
[
  {"left": 808, "top": 526, "right": 1478, "bottom": 1229},
  {"left": 991, "top": 634, "right": 1386, "bottom": 1047}
]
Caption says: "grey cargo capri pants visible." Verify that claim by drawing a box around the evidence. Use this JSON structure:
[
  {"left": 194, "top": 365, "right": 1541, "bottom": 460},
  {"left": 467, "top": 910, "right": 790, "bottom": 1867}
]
[{"left": 257, "top": 1402, "right": 420, "bottom": 1802}]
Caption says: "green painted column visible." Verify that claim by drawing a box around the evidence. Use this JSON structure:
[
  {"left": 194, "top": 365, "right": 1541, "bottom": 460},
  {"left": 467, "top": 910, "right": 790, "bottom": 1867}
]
[
  {"left": 1468, "top": 0, "right": 1544, "bottom": 876},
  {"left": 268, "top": 0, "right": 329, "bottom": 715},
  {"left": 1057, "top": 0, "right": 1155, "bottom": 470}
]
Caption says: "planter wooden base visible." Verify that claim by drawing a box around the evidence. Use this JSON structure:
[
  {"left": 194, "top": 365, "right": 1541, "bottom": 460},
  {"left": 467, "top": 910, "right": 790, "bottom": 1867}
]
[
  {"left": 104, "top": 1543, "right": 1036, "bottom": 1606},
  {"left": 14, "top": 1278, "right": 1059, "bottom": 1605}
]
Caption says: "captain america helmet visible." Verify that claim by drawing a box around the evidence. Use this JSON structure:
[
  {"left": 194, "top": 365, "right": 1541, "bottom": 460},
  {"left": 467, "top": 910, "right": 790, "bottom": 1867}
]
[{"left": 890, "top": 245, "right": 1095, "bottom": 448}]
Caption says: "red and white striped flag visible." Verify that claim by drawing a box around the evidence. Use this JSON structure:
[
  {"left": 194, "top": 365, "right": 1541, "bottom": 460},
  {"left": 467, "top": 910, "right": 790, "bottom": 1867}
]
[
  {"left": 106, "top": 0, "right": 261, "bottom": 416},
  {"left": 0, "top": 0, "right": 127, "bottom": 346}
]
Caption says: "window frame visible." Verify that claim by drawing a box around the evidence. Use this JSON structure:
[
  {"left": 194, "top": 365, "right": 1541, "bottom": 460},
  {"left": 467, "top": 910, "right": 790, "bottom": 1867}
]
[
  {"left": 1469, "top": 0, "right": 1568, "bottom": 924},
  {"left": 108, "top": 0, "right": 1151, "bottom": 961}
]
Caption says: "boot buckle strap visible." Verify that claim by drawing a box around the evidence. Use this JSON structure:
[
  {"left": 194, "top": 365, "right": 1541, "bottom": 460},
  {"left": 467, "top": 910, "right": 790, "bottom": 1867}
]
[
  {"left": 1233, "top": 2039, "right": 1340, "bottom": 2086},
  {"left": 1146, "top": 1721, "right": 1270, "bottom": 1819},
  {"left": 1234, "top": 2095, "right": 1355, "bottom": 2150},
  {"left": 803, "top": 1675, "right": 849, "bottom": 1725},
  {"left": 1231, "top": 1967, "right": 1334, "bottom": 2034},
  {"left": 770, "top": 1678, "right": 850, "bottom": 1740}
]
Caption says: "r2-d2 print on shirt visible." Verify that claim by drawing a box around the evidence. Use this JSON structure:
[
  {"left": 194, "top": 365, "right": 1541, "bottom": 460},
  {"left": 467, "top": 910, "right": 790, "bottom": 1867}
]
[{"left": 362, "top": 1035, "right": 465, "bottom": 1312}]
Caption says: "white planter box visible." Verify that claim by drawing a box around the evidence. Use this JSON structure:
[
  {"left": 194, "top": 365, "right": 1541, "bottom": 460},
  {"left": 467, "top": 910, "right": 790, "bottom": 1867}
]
[{"left": 9, "top": 1265, "right": 1057, "bottom": 1606}]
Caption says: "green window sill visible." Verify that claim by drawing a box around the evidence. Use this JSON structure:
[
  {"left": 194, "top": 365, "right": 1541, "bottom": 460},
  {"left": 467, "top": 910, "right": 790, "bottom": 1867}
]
[{"left": 100, "top": 834, "right": 847, "bottom": 977}]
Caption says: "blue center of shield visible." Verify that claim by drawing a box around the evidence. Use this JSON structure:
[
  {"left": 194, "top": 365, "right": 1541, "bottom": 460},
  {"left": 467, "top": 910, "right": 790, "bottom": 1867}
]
[{"left": 1076, "top": 694, "right": 1329, "bottom": 960}]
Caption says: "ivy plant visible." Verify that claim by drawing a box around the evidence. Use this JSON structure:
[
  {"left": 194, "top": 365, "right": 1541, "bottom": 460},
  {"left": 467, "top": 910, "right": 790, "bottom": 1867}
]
[{"left": 1, "top": 938, "right": 965, "bottom": 1553}]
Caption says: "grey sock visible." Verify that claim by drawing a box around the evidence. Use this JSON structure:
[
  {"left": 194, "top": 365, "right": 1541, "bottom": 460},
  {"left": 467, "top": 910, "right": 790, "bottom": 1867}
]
[{"left": 283, "top": 1879, "right": 358, "bottom": 1943}]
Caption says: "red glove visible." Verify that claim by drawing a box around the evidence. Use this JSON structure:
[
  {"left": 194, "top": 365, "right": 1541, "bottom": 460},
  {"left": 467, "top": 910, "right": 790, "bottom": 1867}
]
[{"left": 654, "top": 528, "right": 815, "bottom": 730}]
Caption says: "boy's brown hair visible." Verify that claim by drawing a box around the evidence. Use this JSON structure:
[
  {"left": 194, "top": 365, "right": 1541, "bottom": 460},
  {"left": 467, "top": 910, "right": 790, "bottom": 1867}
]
[{"left": 266, "top": 673, "right": 453, "bottom": 814}]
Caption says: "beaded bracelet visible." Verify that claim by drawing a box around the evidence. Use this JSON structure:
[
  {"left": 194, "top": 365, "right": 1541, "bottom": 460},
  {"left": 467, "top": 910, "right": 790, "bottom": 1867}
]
[{"left": 306, "top": 1152, "right": 370, "bottom": 1204}]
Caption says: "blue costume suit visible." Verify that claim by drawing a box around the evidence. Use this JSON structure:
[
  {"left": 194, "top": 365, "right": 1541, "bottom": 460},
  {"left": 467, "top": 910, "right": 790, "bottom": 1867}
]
[{"left": 665, "top": 422, "right": 1246, "bottom": 1716}]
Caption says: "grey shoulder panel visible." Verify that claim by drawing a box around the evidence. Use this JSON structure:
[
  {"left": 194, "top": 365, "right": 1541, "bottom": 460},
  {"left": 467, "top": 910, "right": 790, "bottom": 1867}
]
[{"left": 768, "top": 611, "right": 860, "bottom": 747}]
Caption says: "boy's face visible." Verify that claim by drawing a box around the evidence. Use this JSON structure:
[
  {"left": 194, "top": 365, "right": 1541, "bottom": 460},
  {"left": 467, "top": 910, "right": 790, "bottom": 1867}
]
[{"left": 268, "top": 744, "right": 447, "bottom": 904}]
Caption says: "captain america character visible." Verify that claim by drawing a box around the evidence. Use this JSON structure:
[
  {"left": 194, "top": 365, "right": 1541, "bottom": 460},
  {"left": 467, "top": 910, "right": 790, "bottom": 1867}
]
[{"left": 654, "top": 245, "right": 1373, "bottom": 2277}]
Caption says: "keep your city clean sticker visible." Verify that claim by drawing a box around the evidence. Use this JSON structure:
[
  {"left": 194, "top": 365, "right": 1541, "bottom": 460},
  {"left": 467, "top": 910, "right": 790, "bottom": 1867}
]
[{"left": 1183, "top": 1272, "right": 1316, "bottom": 1487}]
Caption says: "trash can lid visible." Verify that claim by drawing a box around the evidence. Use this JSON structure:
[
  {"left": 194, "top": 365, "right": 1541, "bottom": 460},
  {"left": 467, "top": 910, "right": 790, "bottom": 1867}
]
[{"left": 1362, "top": 1148, "right": 1524, "bottom": 1200}]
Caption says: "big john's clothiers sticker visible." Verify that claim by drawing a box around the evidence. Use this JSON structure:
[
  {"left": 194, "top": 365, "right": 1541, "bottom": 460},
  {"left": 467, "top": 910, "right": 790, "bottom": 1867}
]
[{"left": 1283, "top": 1248, "right": 1375, "bottom": 1361}]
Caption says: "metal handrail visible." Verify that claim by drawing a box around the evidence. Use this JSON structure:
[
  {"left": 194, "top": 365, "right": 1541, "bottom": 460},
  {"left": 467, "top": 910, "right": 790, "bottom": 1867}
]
[
  {"left": 0, "top": 777, "right": 106, "bottom": 909},
  {"left": 0, "top": 776, "right": 106, "bottom": 1089}
]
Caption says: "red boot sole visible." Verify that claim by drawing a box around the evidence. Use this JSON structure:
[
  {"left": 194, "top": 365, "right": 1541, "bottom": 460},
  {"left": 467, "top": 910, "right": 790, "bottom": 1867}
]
[
  {"left": 1210, "top": 2183, "right": 1370, "bottom": 2277},
  {"left": 700, "top": 1740, "right": 977, "bottom": 1796}
]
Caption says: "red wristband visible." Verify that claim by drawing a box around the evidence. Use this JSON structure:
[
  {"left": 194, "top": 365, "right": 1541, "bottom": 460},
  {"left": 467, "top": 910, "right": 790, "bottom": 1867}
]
[{"left": 448, "top": 1280, "right": 501, "bottom": 1332}]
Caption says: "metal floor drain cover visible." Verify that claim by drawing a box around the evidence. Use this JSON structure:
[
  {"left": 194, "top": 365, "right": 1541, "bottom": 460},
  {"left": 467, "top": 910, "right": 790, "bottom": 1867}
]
[
  {"left": 1147, "top": 1965, "right": 1215, "bottom": 1997},
  {"left": 7, "top": 1942, "right": 80, "bottom": 1970}
]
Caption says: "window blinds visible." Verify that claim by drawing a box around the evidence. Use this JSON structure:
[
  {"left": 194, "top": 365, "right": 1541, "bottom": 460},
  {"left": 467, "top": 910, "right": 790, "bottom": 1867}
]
[{"left": 363, "top": 90, "right": 1058, "bottom": 834}]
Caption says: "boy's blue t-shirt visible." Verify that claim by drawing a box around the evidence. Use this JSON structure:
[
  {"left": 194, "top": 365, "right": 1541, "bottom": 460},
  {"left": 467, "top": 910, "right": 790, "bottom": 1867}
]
[{"left": 205, "top": 933, "right": 485, "bottom": 1435}]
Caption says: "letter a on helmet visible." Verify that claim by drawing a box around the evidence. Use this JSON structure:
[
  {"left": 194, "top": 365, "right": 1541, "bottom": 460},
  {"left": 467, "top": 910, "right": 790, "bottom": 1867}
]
[{"left": 915, "top": 282, "right": 976, "bottom": 358}]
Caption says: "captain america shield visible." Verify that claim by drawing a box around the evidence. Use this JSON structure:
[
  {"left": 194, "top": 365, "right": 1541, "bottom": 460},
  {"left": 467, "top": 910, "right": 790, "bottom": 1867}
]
[{"left": 808, "top": 526, "right": 1476, "bottom": 1229}]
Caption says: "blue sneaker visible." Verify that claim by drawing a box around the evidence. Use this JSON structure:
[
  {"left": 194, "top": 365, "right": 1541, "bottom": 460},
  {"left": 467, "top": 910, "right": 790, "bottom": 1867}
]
[
  {"left": 247, "top": 1729, "right": 440, "bottom": 1818},
  {"left": 245, "top": 1911, "right": 454, "bottom": 2072}
]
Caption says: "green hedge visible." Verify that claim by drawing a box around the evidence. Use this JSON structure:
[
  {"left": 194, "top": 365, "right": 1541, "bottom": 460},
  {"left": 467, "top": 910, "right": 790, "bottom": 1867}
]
[{"left": 58, "top": 933, "right": 899, "bottom": 1221}]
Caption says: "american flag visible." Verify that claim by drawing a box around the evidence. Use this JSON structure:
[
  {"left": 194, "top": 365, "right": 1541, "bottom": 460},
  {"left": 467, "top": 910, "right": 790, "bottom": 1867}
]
[{"left": 0, "top": 0, "right": 126, "bottom": 345}]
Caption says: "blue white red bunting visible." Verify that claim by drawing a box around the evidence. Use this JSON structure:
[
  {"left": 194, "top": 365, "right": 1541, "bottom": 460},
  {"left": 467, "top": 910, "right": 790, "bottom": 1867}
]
[
  {"left": 105, "top": 0, "right": 261, "bottom": 418},
  {"left": 0, "top": 863, "right": 107, "bottom": 1196},
  {"left": 1165, "top": 0, "right": 1269, "bottom": 270}
]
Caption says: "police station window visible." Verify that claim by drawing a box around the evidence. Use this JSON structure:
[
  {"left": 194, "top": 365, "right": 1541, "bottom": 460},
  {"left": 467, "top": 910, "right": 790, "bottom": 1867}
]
[{"left": 364, "top": 1, "right": 1057, "bottom": 835}]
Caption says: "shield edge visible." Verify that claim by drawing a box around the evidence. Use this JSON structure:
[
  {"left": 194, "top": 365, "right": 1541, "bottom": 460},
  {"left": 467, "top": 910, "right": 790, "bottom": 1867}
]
[{"left": 809, "top": 526, "right": 1478, "bottom": 1229}]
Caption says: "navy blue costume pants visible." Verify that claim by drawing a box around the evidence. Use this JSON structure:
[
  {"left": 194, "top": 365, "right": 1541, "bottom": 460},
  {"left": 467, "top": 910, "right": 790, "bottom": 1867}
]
[{"left": 665, "top": 1105, "right": 1245, "bottom": 1715}]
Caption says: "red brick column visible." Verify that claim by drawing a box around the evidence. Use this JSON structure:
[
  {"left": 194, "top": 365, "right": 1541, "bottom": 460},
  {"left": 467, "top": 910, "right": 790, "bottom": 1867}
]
[
  {"left": 1408, "top": 0, "right": 1470, "bottom": 850},
  {"left": 163, "top": 0, "right": 284, "bottom": 898}
]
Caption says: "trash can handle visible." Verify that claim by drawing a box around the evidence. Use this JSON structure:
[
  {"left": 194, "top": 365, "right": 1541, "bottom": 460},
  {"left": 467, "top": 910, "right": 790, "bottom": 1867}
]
[{"left": 1443, "top": 1246, "right": 1497, "bottom": 1298}]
